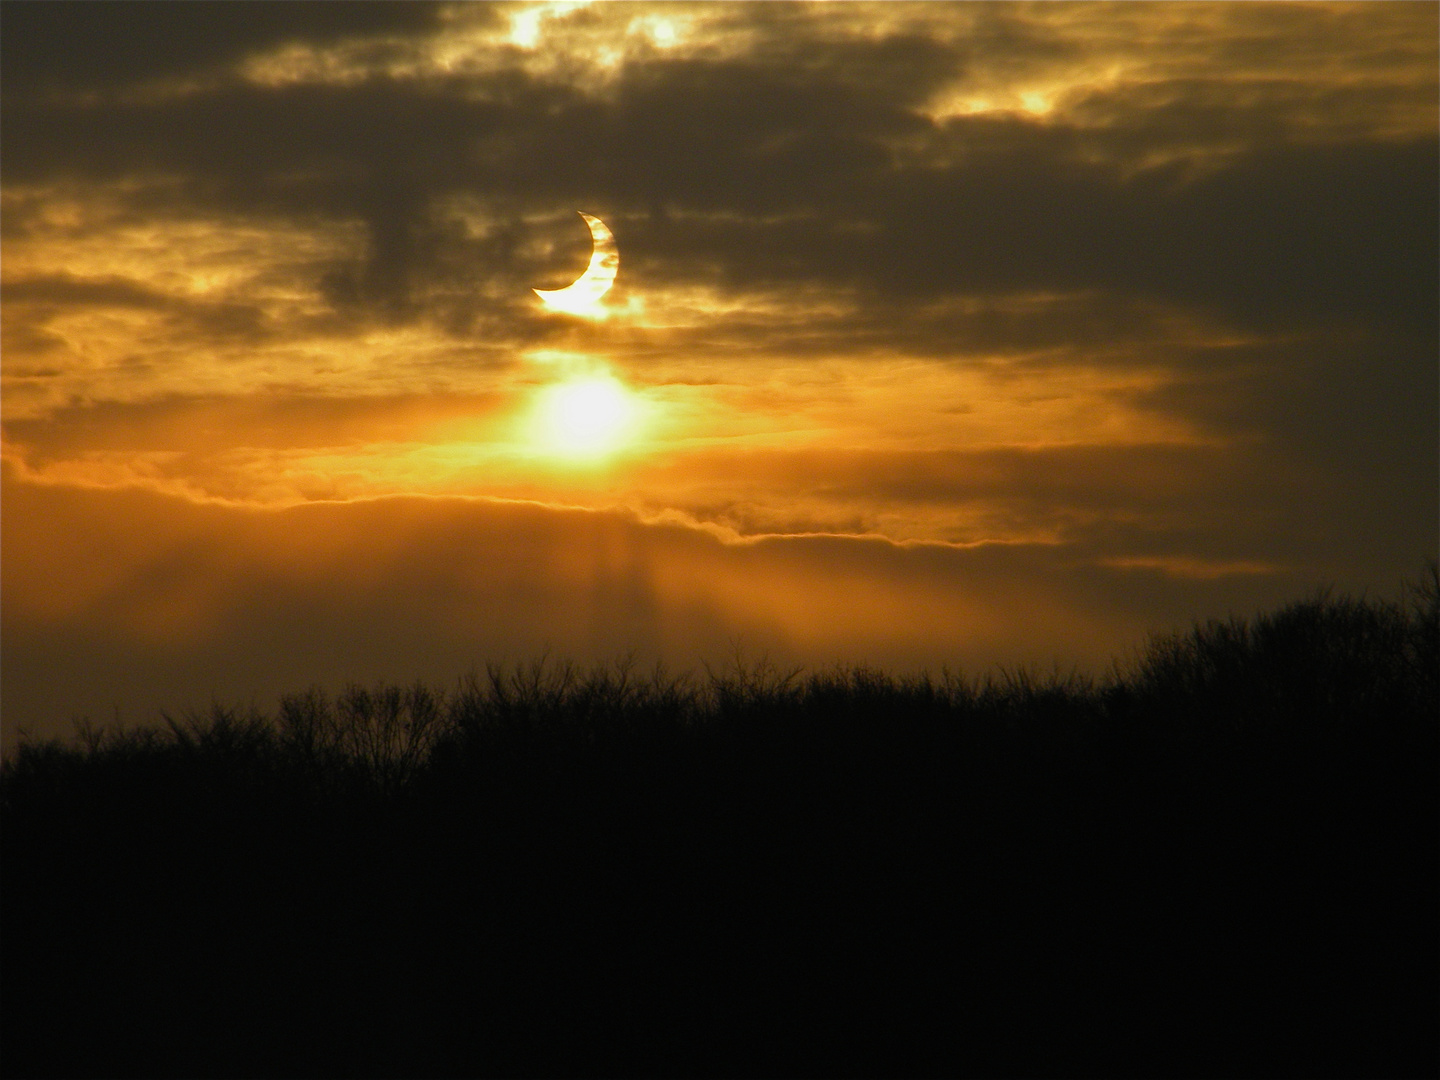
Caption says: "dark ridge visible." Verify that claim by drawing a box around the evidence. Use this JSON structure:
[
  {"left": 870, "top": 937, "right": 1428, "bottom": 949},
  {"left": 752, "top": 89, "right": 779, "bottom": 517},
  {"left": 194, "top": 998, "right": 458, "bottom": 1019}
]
[{"left": 3, "top": 570, "right": 1437, "bottom": 1078}]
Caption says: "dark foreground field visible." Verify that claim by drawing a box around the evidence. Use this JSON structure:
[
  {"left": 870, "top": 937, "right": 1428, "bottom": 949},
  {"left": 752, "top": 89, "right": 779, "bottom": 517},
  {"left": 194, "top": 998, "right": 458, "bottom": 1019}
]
[{"left": 4, "top": 580, "right": 1437, "bottom": 1078}]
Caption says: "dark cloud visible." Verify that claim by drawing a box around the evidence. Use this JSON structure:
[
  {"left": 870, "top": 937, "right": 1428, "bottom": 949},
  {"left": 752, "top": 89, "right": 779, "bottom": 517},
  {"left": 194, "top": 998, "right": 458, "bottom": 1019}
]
[
  {"left": 2, "top": 271, "right": 269, "bottom": 346},
  {"left": 1, "top": 272, "right": 172, "bottom": 308},
  {"left": 1, "top": 1, "right": 448, "bottom": 94},
  {"left": 1131, "top": 330, "right": 1439, "bottom": 574},
  {"left": 2, "top": 391, "right": 509, "bottom": 460},
  {"left": 2, "top": 275, "right": 272, "bottom": 364},
  {"left": 3, "top": 6, "right": 1432, "bottom": 337},
  {"left": 631, "top": 431, "right": 1434, "bottom": 582}
]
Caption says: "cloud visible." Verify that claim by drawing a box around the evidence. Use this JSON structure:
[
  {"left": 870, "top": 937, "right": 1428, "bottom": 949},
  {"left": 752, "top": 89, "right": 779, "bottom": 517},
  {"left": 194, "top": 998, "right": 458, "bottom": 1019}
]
[
  {"left": 0, "top": 1, "right": 448, "bottom": 94},
  {"left": 2, "top": 463, "right": 1315, "bottom": 749},
  {"left": 1, "top": 2, "right": 1433, "bottom": 740},
  {"left": 3, "top": 4, "right": 1433, "bottom": 332}
]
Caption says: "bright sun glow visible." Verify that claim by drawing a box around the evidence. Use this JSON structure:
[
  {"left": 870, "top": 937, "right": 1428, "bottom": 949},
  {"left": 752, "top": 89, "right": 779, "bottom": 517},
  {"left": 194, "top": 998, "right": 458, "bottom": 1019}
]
[
  {"left": 509, "top": 1, "right": 591, "bottom": 49},
  {"left": 530, "top": 375, "right": 641, "bottom": 460}
]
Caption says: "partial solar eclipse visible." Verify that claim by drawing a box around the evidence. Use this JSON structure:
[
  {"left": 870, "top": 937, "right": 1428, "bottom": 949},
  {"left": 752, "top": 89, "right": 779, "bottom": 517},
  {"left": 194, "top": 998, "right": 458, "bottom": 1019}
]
[{"left": 533, "top": 212, "right": 618, "bottom": 318}]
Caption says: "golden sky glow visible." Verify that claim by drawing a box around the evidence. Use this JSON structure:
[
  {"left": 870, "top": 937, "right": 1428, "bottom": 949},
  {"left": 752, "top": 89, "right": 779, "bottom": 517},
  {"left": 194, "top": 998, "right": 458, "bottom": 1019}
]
[
  {"left": 2, "top": 1, "right": 1435, "bottom": 744},
  {"left": 527, "top": 372, "right": 645, "bottom": 461}
]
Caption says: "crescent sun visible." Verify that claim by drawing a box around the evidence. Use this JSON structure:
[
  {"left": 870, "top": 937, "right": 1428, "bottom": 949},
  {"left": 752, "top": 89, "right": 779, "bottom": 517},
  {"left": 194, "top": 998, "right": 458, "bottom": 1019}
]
[{"left": 533, "top": 212, "right": 618, "bottom": 316}]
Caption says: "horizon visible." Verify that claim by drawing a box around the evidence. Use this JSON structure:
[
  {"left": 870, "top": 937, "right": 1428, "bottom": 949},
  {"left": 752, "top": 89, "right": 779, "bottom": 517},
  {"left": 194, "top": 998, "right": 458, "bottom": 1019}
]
[{"left": 3, "top": 1, "right": 1437, "bottom": 748}]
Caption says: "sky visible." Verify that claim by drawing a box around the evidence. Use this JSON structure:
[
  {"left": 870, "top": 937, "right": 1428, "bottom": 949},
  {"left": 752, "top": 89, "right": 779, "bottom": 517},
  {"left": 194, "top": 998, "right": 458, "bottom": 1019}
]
[{"left": 3, "top": 1, "right": 1436, "bottom": 746}]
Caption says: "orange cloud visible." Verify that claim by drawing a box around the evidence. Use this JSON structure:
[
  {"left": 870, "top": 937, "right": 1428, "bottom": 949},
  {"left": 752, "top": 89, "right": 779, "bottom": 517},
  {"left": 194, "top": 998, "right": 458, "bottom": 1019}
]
[{"left": 4, "top": 463, "right": 1317, "bottom": 749}]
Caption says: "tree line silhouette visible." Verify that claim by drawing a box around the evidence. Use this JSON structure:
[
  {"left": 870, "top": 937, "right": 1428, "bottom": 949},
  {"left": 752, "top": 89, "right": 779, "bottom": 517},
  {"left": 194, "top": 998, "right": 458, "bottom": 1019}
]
[{"left": 3, "top": 571, "right": 1437, "bottom": 1078}]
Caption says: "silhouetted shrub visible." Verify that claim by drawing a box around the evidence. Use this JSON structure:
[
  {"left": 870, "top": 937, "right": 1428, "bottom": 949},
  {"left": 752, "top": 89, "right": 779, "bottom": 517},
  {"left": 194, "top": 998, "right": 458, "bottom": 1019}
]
[{"left": 3, "top": 577, "right": 1436, "bottom": 1078}]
